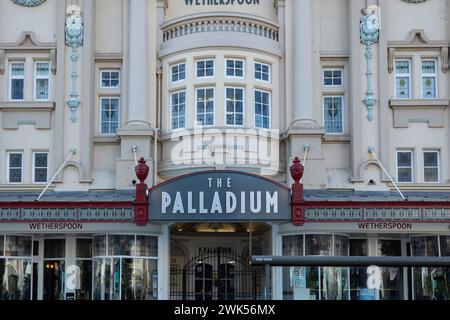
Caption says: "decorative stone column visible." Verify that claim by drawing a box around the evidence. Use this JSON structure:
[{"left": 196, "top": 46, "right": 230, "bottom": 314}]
[{"left": 116, "top": 0, "right": 154, "bottom": 189}]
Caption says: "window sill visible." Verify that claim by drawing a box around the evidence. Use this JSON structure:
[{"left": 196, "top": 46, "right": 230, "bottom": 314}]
[
  {"left": 323, "top": 135, "right": 351, "bottom": 143},
  {"left": 389, "top": 99, "right": 449, "bottom": 128},
  {"left": 93, "top": 136, "right": 120, "bottom": 144},
  {"left": 0, "top": 184, "right": 56, "bottom": 192},
  {"left": 0, "top": 101, "right": 55, "bottom": 129}
]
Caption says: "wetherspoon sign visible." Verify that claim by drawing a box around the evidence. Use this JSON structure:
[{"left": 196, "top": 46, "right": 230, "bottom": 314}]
[
  {"left": 148, "top": 171, "right": 291, "bottom": 221},
  {"left": 185, "top": 0, "right": 260, "bottom": 5}
]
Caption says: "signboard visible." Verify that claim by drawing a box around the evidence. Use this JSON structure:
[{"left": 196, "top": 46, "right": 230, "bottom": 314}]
[
  {"left": 148, "top": 171, "right": 291, "bottom": 221},
  {"left": 185, "top": 0, "right": 260, "bottom": 6}
]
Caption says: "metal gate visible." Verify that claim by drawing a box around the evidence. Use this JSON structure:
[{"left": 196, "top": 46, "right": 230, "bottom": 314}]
[{"left": 170, "top": 250, "right": 264, "bottom": 300}]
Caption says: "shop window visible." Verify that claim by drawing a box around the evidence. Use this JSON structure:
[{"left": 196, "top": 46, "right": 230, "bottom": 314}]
[
  {"left": 100, "top": 97, "right": 120, "bottom": 134},
  {"left": 10, "top": 62, "right": 25, "bottom": 101},
  {"left": 440, "top": 236, "right": 450, "bottom": 257},
  {"left": 108, "top": 235, "right": 134, "bottom": 256},
  {"left": 100, "top": 70, "right": 120, "bottom": 88},
  {"left": 196, "top": 87, "right": 214, "bottom": 126},
  {"left": 395, "top": 60, "right": 411, "bottom": 99},
  {"left": 171, "top": 63, "right": 186, "bottom": 83},
  {"left": 44, "top": 239, "right": 65, "bottom": 259},
  {"left": 7, "top": 152, "right": 23, "bottom": 184},
  {"left": 421, "top": 60, "right": 437, "bottom": 99},
  {"left": 0, "top": 236, "right": 3, "bottom": 256},
  {"left": 424, "top": 151, "right": 440, "bottom": 183},
  {"left": 171, "top": 90, "right": 186, "bottom": 130},
  {"left": 4, "top": 236, "right": 32, "bottom": 257},
  {"left": 32, "top": 152, "right": 48, "bottom": 183},
  {"left": 255, "top": 90, "right": 271, "bottom": 129},
  {"left": 76, "top": 239, "right": 93, "bottom": 301},
  {"left": 34, "top": 62, "right": 50, "bottom": 100},
  {"left": 305, "top": 234, "right": 332, "bottom": 256},
  {"left": 255, "top": 62, "right": 270, "bottom": 82},
  {"left": 323, "top": 96, "right": 344, "bottom": 134},
  {"left": 226, "top": 59, "right": 244, "bottom": 78},
  {"left": 377, "top": 240, "right": 402, "bottom": 301},
  {"left": 196, "top": 59, "right": 214, "bottom": 78},
  {"left": 282, "top": 235, "right": 304, "bottom": 256},
  {"left": 323, "top": 68, "right": 343, "bottom": 86},
  {"left": 225, "top": 87, "right": 244, "bottom": 126},
  {"left": 397, "top": 150, "right": 414, "bottom": 183},
  {"left": 93, "top": 235, "right": 106, "bottom": 256},
  {"left": 349, "top": 239, "right": 369, "bottom": 301}
]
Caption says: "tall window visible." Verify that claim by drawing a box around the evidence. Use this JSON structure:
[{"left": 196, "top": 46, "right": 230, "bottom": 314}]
[
  {"left": 226, "top": 59, "right": 244, "bottom": 78},
  {"left": 225, "top": 88, "right": 244, "bottom": 126},
  {"left": 10, "top": 62, "right": 25, "bottom": 100},
  {"left": 196, "top": 88, "right": 214, "bottom": 126},
  {"left": 421, "top": 60, "right": 437, "bottom": 99},
  {"left": 196, "top": 60, "right": 214, "bottom": 78},
  {"left": 323, "top": 96, "right": 344, "bottom": 134},
  {"left": 255, "top": 90, "right": 270, "bottom": 129},
  {"left": 33, "top": 152, "right": 48, "bottom": 183},
  {"left": 397, "top": 150, "right": 414, "bottom": 183},
  {"left": 100, "top": 98, "right": 120, "bottom": 134},
  {"left": 423, "top": 151, "right": 440, "bottom": 183},
  {"left": 395, "top": 60, "right": 411, "bottom": 99},
  {"left": 35, "top": 62, "right": 50, "bottom": 100},
  {"left": 255, "top": 62, "right": 270, "bottom": 82},
  {"left": 7, "top": 152, "right": 23, "bottom": 183},
  {"left": 171, "top": 63, "right": 186, "bottom": 83},
  {"left": 100, "top": 70, "right": 120, "bottom": 88},
  {"left": 171, "top": 91, "right": 186, "bottom": 130},
  {"left": 323, "top": 69, "right": 343, "bottom": 86}
]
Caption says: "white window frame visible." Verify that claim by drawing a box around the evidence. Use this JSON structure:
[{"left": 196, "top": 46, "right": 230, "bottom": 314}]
[
  {"left": 254, "top": 89, "right": 271, "bottom": 130},
  {"left": 195, "top": 87, "right": 215, "bottom": 127},
  {"left": 423, "top": 150, "right": 440, "bottom": 183},
  {"left": 99, "top": 96, "right": 121, "bottom": 135},
  {"left": 421, "top": 59, "right": 438, "bottom": 99},
  {"left": 196, "top": 59, "right": 215, "bottom": 78},
  {"left": 323, "top": 96, "right": 345, "bottom": 135},
  {"left": 170, "top": 62, "right": 186, "bottom": 83},
  {"left": 9, "top": 62, "right": 25, "bottom": 101},
  {"left": 224, "top": 87, "right": 245, "bottom": 127},
  {"left": 322, "top": 68, "right": 344, "bottom": 87},
  {"left": 396, "top": 150, "right": 414, "bottom": 183},
  {"left": 170, "top": 90, "right": 187, "bottom": 131},
  {"left": 394, "top": 59, "right": 412, "bottom": 99},
  {"left": 32, "top": 151, "right": 49, "bottom": 184},
  {"left": 6, "top": 151, "right": 24, "bottom": 184},
  {"left": 100, "top": 69, "right": 121, "bottom": 89},
  {"left": 254, "top": 62, "right": 271, "bottom": 83},
  {"left": 225, "top": 59, "right": 245, "bottom": 78},
  {"left": 34, "top": 61, "right": 51, "bottom": 101}
]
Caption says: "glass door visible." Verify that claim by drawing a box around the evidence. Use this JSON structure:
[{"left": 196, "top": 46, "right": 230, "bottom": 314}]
[
  {"left": 43, "top": 239, "right": 66, "bottom": 300},
  {"left": 377, "top": 239, "right": 403, "bottom": 300}
]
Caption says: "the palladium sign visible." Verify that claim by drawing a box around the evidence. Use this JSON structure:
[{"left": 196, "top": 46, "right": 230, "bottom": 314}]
[
  {"left": 149, "top": 171, "right": 290, "bottom": 221},
  {"left": 185, "top": 0, "right": 260, "bottom": 5}
]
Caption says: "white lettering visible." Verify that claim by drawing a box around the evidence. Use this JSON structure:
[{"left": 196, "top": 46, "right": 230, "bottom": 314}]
[
  {"left": 187, "top": 192, "right": 196, "bottom": 214},
  {"left": 211, "top": 192, "right": 223, "bottom": 213},
  {"left": 208, "top": 178, "right": 213, "bottom": 188},
  {"left": 199, "top": 192, "right": 207, "bottom": 213},
  {"left": 241, "top": 191, "right": 246, "bottom": 213},
  {"left": 226, "top": 192, "right": 237, "bottom": 213},
  {"left": 266, "top": 191, "right": 278, "bottom": 213},
  {"left": 227, "top": 178, "right": 231, "bottom": 188},
  {"left": 250, "top": 191, "right": 261, "bottom": 214},
  {"left": 161, "top": 192, "right": 171, "bottom": 214},
  {"left": 173, "top": 192, "right": 185, "bottom": 213}
]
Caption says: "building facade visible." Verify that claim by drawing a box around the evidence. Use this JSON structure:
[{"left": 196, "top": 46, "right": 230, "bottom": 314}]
[{"left": 0, "top": 0, "right": 449, "bottom": 300}]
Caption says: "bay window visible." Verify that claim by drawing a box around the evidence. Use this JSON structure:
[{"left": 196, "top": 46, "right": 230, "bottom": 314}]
[
  {"left": 196, "top": 88, "right": 214, "bottom": 126},
  {"left": 395, "top": 60, "right": 411, "bottom": 99},
  {"left": 171, "top": 90, "right": 186, "bottom": 130},
  {"left": 421, "top": 60, "right": 437, "bottom": 99},
  {"left": 34, "top": 62, "right": 50, "bottom": 100},
  {"left": 225, "top": 87, "right": 244, "bottom": 126},
  {"left": 255, "top": 90, "right": 270, "bottom": 129},
  {"left": 10, "top": 62, "right": 25, "bottom": 101}
]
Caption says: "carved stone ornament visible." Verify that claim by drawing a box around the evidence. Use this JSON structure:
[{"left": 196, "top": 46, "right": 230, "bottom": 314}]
[
  {"left": 11, "top": 0, "right": 47, "bottom": 7},
  {"left": 65, "top": 11, "right": 84, "bottom": 48}
]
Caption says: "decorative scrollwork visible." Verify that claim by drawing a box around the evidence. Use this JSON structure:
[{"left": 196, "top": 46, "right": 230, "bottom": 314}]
[{"left": 11, "top": 0, "right": 47, "bottom": 7}]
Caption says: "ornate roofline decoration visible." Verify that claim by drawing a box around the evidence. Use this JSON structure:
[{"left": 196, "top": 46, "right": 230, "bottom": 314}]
[
  {"left": 388, "top": 30, "right": 450, "bottom": 73},
  {"left": 401, "top": 0, "right": 427, "bottom": 3},
  {"left": 11, "top": 0, "right": 47, "bottom": 7}
]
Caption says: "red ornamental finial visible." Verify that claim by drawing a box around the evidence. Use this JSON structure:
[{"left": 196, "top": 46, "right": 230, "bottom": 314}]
[
  {"left": 135, "top": 157, "right": 149, "bottom": 183},
  {"left": 290, "top": 157, "right": 304, "bottom": 184}
]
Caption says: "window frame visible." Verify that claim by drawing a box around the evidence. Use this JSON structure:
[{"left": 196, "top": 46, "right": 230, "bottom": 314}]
[
  {"left": 254, "top": 62, "right": 271, "bottom": 83},
  {"left": 421, "top": 59, "right": 438, "bottom": 99},
  {"left": 225, "top": 58, "right": 245, "bottom": 79},
  {"left": 195, "top": 87, "right": 215, "bottom": 127},
  {"left": 99, "top": 69, "right": 121, "bottom": 89},
  {"left": 423, "top": 150, "right": 440, "bottom": 183},
  {"left": 195, "top": 59, "right": 215, "bottom": 78},
  {"left": 254, "top": 89, "right": 271, "bottom": 130},
  {"left": 6, "top": 151, "right": 24, "bottom": 184},
  {"left": 170, "top": 90, "right": 187, "bottom": 131},
  {"left": 394, "top": 59, "right": 412, "bottom": 99},
  {"left": 32, "top": 151, "right": 49, "bottom": 184},
  {"left": 323, "top": 95, "right": 345, "bottom": 135},
  {"left": 396, "top": 150, "right": 414, "bottom": 184},
  {"left": 34, "top": 61, "right": 51, "bottom": 101},
  {"left": 224, "top": 87, "right": 245, "bottom": 127},
  {"left": 170, "top": 62, "right": 186, "bottom": 84},
  {"left": 9, "top": 61, "right": 26, "bottom": 101},
  {"left": 322, "top": 68, "right": 344, "bottom": 87},
  {"left": 99, "top": 96, "right": 121, "bottom": 135}
]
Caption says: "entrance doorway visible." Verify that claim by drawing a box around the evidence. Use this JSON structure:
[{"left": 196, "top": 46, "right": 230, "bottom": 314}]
[{"left": 169, "top": 223, "right": 271, "bottom": 300}]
